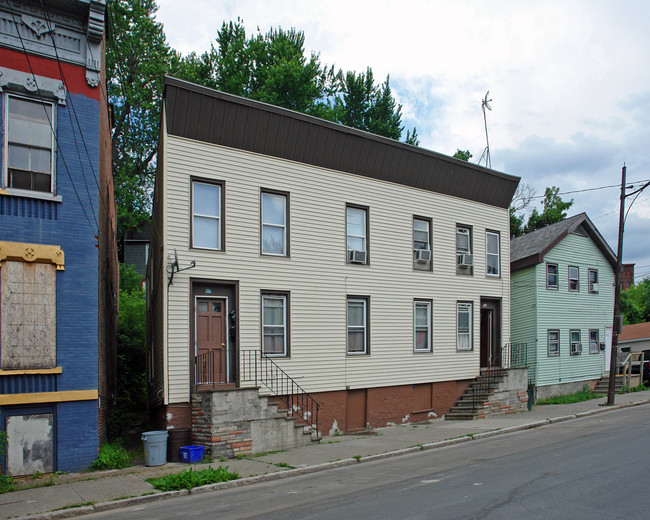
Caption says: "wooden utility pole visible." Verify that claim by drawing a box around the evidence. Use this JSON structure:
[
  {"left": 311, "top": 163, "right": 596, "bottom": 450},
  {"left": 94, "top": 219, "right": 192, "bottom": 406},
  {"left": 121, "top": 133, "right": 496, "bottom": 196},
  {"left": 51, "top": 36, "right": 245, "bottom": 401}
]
[{"left": 607, "top": 164, "right": 626, "bottom": 405}]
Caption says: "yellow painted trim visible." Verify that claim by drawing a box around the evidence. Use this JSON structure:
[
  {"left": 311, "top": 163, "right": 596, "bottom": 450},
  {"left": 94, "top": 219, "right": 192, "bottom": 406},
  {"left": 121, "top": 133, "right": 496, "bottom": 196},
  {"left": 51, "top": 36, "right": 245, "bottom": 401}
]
[
  {"left": 0, "top": 188, "right": 9, "bottom": 195},
  {"left": 0, "top": 390, "right": 97, "bottom": 405},
  {"left": 0, "top": 241, "right": 65, "bottom": 270},
  {"left": 0, "top": 367, "right": 62, "bottom": 375}
]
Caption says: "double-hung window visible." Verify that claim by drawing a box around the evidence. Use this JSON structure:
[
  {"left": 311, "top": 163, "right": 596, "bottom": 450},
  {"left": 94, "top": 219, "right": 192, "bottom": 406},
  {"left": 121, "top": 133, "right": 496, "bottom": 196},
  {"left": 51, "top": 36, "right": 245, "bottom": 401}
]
[
  {"left": 261, "top": 191, "right": 288, "bottom": 256},
  {"left": 546, "top": 263, "right": 559, "bottom": 289},
  {"left": 456, "top": 226, "right": 472, "bottom": 272},
  {"left": 192, "top": 180, "right": 223, "bottom": 250},
  {"left": 456, "top": 302, "right": 473, "bottom": 351},
  {"left": 413, "top": 217, "right": 432, "bottom": 268},
  {"left": 6, "top": 95, "right": 55, "bottom": 193},
  {"left": 414, "top": 300, "right": 432, "bottom": 352},
  {"left": 589, "top": 329, "right": 599, "bottom": 354},
  {"left": 486, "top": 231, "right": 500, "bottom": 277},
  {"left": 547, "top": 330, "right": 560, "bottom": 356},
  {"left": 347, "top": 297, "right": 368, "bottom": 354},
  {"left": 588, "top": 269, "right": 598, "bottom": 293},
  {"left": 570, "top": 329, "right": 581, "bottom": 355},
  {"left": 568, "top": 266, "right": 579, "bottom": 292},
  {"left": 262, "top": 293, "right": 288, "bottom": 356},
  {"left": 346, "top": 205, "right": 368, "bottom": 264}
]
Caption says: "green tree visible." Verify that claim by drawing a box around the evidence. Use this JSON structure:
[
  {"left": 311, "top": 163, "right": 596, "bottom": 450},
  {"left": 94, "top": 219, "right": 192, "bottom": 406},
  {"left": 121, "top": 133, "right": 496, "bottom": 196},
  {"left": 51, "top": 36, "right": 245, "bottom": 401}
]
[
  {"left": 453, "top": 149, "right": 472, "bottom": 161},
  {"left": 107, "top": 0, "right": 175, "bottom": 239},
  {"left": 108, "top": 264, "right": 147, "bottom": 439},
  {"left": 620, "top": 277, "right": 650, "bottom": 325},
  {"left": 524, "top": 186, "right": 573, "bottom": 234},
  {"left": 405, "top": 127, "right": 420, "bottom": 146}
]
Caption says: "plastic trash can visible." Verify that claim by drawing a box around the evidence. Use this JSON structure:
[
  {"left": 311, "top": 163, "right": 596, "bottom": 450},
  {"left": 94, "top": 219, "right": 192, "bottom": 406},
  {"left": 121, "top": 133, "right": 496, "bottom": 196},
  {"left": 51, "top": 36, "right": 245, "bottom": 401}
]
[{"left": 141, "top": 430, "right": 169, "bottom": 466}]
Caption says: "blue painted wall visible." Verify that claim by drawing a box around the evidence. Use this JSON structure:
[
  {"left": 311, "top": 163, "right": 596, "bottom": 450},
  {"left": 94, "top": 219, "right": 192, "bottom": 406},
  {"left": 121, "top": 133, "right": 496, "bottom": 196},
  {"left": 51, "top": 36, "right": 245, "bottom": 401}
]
[{"left": 0, "top": 90, "right": 101, "bottom": 472}]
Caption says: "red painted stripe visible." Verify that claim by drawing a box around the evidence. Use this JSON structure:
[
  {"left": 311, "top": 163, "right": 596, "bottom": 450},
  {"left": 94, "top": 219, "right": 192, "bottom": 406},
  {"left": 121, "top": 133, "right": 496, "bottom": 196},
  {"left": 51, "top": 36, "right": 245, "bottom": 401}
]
[{"left": 0, "top": 48, "right": 100, "bottom": 100}]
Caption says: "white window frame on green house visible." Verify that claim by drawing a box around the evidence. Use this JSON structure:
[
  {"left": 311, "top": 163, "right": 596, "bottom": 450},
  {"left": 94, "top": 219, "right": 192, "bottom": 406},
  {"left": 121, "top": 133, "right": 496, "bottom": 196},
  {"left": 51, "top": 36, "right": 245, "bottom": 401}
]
[
  {"left": 486, "top": 231, "right": 500, "bottom": 277},
  {"left": 191, "top": 179, "right": 223, "bottom": 250},
  {"left": 570, "top": 329, "right": 581, "bottom": 355},
  {"left": 261, "top": 190, "right": 288, "bottom": 256},
  {"left": 568, "top": 266, "right": 580, "bottom": 292},
  {"left": 413, "top": 300, "right": 432, "bottom": 352},
  {"left": 546, "top": 263, "right": 559, "bottom": 289},
  {"left": 589, "top": 329, "right": 599, "bottom": 354},
  {"left": 347, "top": 296, "right": 369, "bottom": 355},
  {"left": 547, "top": 329, "right": 560, "bottom": 356},
  {"left": 261, "top": 293, "right": 288, "bottom": 357},
  {"left": 5, "top": 94, "right": 56, "bottom": 194},
  {"left": 588, "top": 269, "right": 599, "bottom": 293},
  {"left": 456, "top": 301, "right": 473, "bottom": 351}
]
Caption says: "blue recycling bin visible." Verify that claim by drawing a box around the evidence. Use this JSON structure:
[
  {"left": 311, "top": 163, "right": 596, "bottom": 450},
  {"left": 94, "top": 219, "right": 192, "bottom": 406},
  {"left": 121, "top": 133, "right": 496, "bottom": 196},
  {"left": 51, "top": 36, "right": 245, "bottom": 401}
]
[{"left": 142, "top": 430, "right": 169, "bottom": 466}]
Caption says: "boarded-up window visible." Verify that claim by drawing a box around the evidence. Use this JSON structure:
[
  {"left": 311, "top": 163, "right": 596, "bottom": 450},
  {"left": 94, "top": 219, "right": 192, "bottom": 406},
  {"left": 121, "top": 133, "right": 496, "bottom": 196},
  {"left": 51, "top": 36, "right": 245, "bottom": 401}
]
[{"left": 1, "top": 261, "right": 56, "bottom": 369}]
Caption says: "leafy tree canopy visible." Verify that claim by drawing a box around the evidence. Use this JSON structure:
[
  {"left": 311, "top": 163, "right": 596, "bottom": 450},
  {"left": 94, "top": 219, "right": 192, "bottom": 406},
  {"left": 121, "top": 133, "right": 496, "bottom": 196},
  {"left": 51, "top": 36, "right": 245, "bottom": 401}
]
[
  {"left": 453, "top": 149, "right": 472, "bottom": 161},
  {"left": 523, "top": 186, "right": 573, "bottom": 234},
  {"left": 620, "top": 277, "right": 650, "bottom": 325}
]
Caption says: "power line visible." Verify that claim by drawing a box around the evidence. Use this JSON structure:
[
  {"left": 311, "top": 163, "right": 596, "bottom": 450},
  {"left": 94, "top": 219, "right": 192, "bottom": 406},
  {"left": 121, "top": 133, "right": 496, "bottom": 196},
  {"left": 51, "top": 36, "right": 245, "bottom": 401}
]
[{"left": 530, "top": 180, "right": 650, "bottom": 199}]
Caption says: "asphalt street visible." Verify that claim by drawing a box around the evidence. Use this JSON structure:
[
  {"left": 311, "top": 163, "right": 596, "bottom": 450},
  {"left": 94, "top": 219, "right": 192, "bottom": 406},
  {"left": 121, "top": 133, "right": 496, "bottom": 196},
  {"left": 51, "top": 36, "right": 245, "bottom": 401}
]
[{"left": 81, "top": 405, "right": 649, "bottom": 520}]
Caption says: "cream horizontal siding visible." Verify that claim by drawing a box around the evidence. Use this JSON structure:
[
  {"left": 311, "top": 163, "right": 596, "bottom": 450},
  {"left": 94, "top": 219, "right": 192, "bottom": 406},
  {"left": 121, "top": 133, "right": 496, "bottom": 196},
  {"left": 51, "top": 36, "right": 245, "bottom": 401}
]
[{"left": 163, "top": 135, "right": 511, "bottom": 403}]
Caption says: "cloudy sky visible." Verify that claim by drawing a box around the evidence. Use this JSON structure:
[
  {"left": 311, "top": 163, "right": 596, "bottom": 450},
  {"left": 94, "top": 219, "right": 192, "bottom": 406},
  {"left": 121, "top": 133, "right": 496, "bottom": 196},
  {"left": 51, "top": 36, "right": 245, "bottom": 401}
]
[{"left": 156, "top": 0, "right": 650, "bottom": 279}]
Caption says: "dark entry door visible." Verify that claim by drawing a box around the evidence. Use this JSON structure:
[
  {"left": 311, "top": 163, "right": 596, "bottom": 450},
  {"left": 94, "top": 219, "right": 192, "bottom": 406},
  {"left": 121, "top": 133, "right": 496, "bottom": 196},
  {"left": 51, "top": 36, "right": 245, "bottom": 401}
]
[
  {"left": 196, "top": 298, "right": 227, "bottom": 383},
  {"left": 480, "top": 299, "right": 501, "bottom": 368}
]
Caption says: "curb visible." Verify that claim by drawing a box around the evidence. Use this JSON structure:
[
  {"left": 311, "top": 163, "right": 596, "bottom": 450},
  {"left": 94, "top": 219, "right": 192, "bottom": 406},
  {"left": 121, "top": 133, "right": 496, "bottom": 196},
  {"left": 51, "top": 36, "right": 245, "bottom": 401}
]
[{"left": 13, "top": 398, "right": 650, "bottom": 520}]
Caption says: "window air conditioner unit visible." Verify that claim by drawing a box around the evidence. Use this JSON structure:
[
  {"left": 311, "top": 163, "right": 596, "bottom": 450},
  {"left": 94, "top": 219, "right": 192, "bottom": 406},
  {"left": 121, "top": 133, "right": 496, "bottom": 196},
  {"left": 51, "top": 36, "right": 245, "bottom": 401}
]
[
  {"left": 591, "top": 283, "right": 599, "bottom": 292},
  {"left": 415, "top": 249, "right": 431, "bottom": 263},
  {"left": 348, "top": 249, "right": 367, "bottom": 264},
  {"left": 571, "top": 343, "right": 582, "bottom": 355},
  {"left": 457, "top": 253, "right": 473, "bottom": 267}
]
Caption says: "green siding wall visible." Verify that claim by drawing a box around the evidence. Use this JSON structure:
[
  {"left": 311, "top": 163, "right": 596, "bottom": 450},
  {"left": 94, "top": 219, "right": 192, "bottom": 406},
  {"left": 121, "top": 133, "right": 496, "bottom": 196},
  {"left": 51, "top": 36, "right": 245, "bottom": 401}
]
[
  {"left": 511, "top": 228, "right": 614, "bottom": 387},
  {"left": 510, "top": 266, "right": 538, "bottom": 383}
]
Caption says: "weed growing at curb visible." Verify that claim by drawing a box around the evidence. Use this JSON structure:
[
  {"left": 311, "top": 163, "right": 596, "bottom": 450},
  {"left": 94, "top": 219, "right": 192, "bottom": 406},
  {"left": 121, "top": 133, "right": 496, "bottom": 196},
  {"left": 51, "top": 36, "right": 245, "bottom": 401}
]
[
  {"left": 352, "top": 455, "right": 361, "bottom": 462},
  {"left": 52, "top": 501, "right": 94, "bottom": 511},
  {"left": 146, "top": 466, "right": 240, "bottom": 492},
  {"left": 273, "top": 462, "right": 296, "bottom": 469}
]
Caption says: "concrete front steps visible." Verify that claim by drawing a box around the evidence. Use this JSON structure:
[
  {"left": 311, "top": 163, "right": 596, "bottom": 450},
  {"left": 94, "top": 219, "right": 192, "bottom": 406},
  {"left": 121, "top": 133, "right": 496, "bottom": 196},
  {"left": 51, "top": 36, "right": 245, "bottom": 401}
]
[
  {"left": 446, "top": 369, "right": 506, "bottom": 421},
  {"left": 192, "top": 388, "right": 318, "bottom": 459},
  {"left": 593, "top": 376, "right": 625, "bottom": 395}
]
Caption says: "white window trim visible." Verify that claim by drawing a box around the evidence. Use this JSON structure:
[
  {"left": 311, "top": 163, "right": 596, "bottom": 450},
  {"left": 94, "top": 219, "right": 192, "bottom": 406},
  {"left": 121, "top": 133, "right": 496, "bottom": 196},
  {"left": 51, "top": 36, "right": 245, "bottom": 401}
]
[
  {"left": 456, "top": 301, "right": 473, "bottom": 351},
  {"left": 588, "top": 269, "right": 599, "bottom": 293},
  {"left": 347, "top": 297, "right": 368, "bottom": 355},
  {"left": 346, "top": 206, "right": 367, "bottom": 257},
  {"left": 262, "top": 294, "right": 287, "bottom": 357},
  {"left": 546, "top": 263, "right": 559, "bottom": 289},
  {"left": 486, "top": 231, "right": 500, "bottom": 277},
  {"left": 456, "top": 226, "right": 471, "bottom": 254},
  {"left": 589, "top": 329, "right": 600, "bottom": 354},
  {"left": 568, "top": 266, "right": 580, "bottom": 292},
  {"left": 548, "top": 329, "right": 560, "bottom": 357},
  {"left": 191, "top": 180, "right": 222, "bottom": 250},
  {"left": 570, "top": 329, "right": 581, "bottom": 355},
  {"left": 4, "top": 93, "right": 56, "bottom": 194},
  {"left": 261, "top": 191, "right": 287, "bottom": 256},
  {"left": 414, "top": 300, "right": 432, "bottom": 352}
]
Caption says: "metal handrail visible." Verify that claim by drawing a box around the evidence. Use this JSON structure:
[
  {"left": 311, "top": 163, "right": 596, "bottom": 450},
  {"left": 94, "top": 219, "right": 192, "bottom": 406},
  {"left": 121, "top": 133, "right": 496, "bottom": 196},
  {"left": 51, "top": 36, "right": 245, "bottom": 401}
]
[{"left": 240, "top": 349, "right": 320, "bottom": 437}]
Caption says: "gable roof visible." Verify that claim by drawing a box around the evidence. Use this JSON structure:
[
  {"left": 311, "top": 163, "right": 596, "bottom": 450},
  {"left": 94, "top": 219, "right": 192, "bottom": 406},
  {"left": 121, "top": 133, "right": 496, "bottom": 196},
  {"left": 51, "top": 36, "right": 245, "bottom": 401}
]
[
  {"left": 619, "top": 322, "right": 650, "bottom": 343},
  {"left": 510, "top": 212, "right": 616, "bottom": 272},
  {"left": 162, "top": 76, "right": 520, "bottom": 209}
]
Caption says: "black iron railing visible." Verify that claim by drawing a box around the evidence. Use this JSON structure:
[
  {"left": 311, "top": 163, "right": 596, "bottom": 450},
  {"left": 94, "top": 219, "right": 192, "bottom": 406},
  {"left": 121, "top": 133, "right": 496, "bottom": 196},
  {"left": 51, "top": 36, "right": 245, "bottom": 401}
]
[
  {"left": 240, "top": 350, "right": 320, "bottom": 436},
  {"left": 472, "top": 366, "right": 503, "bottom": 413},
  {"left": 503, "top": 342, "right": 528, "bottom": 368},
  {"left": 194, "top": 350, "right": 223, "bottom": 388}
]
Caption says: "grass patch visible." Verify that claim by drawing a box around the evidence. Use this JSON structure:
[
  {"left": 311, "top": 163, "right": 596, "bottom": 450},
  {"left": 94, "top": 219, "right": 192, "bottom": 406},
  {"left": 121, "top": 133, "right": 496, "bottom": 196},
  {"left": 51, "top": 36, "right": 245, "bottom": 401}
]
[
  {"left": 273, "top": 462, "right": 295, "bottom": 469},
  {"left": 146, "top": 466, "right": 240, "bottom": 492},
  {"left": 0, "top": 475, "right": 14, "bottom": 494},
  {"left": 536, "top": 389, "right": 600, "bottom": 405},
  {"left": 352, "top": 455, "right": 361, "bottom": 462},
  {"left": 92, "top": 442, "right": 130, "bottom": 470},
  {"left": 621, "top": 383, "right": 649, "bottom": 394}
]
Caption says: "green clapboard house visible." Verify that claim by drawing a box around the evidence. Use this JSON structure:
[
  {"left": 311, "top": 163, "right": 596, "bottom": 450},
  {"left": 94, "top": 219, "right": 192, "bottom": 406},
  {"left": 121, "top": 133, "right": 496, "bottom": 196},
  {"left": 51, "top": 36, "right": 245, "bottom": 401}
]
[{"left": 510, "top": 213, "right": 616, "bottom": 399}]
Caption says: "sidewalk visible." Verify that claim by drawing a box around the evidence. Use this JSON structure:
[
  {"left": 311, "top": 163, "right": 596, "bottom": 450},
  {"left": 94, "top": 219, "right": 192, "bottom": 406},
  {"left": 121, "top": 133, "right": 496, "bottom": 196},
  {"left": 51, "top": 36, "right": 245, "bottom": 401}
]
[{"left": 3, "top": 390, "right": 650, "bottom": 520}]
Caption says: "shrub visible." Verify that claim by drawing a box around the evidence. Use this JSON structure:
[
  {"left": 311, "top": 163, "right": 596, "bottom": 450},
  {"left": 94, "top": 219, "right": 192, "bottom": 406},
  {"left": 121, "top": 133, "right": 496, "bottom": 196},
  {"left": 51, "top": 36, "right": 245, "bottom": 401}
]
[
  {"left": 0, "top": 475, "right": 14, "bottom": 494},
  {"left": 92, "top": 442, "right": 130, "bottom": 470},
  {"left": 146, "top": 466, "right": 240, "bottom": 491}
]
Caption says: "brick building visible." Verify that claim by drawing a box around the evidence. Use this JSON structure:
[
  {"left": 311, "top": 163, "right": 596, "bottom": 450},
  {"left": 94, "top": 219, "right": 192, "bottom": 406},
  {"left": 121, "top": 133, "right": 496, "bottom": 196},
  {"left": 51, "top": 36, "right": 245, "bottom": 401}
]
[{"left": 0, "top": 0, "right": 117, "bottom": 475}]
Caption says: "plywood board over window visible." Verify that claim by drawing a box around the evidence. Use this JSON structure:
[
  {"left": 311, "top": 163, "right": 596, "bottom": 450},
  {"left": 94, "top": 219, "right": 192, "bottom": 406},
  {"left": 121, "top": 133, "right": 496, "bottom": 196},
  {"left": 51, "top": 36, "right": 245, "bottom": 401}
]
[{"left": 1, "top": 261, "right": 56, "bottom": 369}]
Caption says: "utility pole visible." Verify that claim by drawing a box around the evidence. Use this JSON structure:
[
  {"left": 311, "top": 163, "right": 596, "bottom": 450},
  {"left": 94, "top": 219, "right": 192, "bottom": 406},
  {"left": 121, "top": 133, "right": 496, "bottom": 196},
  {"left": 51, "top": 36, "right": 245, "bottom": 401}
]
[
  {"left": 607, "top": 164, "right": 626, "bottom": 405},
  {"left": 607, "top": 165, "right": 650, "bottom": 405}
]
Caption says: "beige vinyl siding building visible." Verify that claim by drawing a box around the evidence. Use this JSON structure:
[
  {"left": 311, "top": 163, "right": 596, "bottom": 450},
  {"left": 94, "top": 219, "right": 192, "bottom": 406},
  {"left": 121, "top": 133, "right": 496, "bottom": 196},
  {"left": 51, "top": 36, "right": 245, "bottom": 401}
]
[{"left": 147, "top": 77, "right": 520, "bottom": 440}]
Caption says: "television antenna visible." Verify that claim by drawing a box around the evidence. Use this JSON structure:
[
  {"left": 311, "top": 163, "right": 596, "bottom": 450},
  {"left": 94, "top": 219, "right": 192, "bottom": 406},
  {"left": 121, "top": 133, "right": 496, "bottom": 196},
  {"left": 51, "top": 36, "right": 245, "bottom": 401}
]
[{"left": 478, "top": 90, "right": 492, "bottom": 169}]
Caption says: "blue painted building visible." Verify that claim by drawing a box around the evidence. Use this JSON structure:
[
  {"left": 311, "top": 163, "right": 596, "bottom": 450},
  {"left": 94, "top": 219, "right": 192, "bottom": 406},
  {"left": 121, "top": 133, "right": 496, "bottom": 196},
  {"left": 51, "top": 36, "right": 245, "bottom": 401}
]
[{"left": 0, "top": 0, "right": 116, "bottom": 475}]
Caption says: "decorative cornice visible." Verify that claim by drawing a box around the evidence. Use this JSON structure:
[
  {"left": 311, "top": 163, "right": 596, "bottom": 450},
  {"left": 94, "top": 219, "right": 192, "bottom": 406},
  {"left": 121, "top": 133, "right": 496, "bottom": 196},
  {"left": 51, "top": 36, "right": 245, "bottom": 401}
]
[{"left": 0, "top": 241, "right": 65, "bottom": 270}]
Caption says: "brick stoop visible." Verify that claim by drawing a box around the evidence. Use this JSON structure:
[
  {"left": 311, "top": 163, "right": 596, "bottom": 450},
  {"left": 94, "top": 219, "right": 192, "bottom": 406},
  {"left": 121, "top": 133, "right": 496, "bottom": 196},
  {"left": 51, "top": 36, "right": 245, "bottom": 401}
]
[
  {"left": 446, "top": 368, "right": 529, "bottom": 421},
  {"left": 191, "top": 388, "right": 317, "bottom": 459}
]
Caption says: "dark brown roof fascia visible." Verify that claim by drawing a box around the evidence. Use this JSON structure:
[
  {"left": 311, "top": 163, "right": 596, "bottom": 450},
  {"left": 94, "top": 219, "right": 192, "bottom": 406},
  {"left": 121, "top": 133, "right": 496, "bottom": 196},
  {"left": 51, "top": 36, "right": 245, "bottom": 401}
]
[{"left": 162, "top": 76, "right": 520, "bottom": 209}]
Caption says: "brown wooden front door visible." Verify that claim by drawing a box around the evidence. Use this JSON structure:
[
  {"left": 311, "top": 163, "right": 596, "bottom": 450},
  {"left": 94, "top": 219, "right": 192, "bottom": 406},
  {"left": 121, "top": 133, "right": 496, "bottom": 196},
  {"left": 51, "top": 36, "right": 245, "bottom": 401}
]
[{"left": 196, "top": 298, "right": 227, "bottom": 384}]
